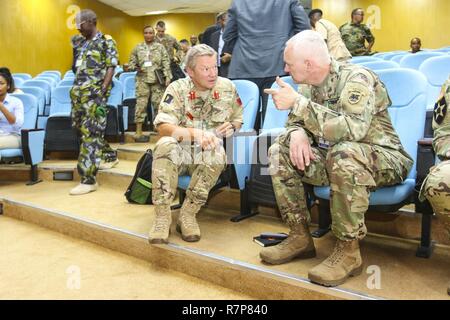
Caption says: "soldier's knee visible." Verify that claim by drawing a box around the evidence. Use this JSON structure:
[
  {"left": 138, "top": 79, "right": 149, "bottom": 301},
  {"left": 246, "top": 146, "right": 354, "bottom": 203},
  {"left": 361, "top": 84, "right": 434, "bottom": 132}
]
[{"left": 153, "top": 137, "right": 183, "bottom": 165}]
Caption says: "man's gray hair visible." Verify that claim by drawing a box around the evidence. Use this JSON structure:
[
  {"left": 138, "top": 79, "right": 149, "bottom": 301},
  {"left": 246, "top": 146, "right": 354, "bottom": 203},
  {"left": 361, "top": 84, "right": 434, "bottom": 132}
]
[
  {"left": 76, "top": 9, "right": 97, "bottom": 24},
  {"left": 286, "top": 30, "right": 331, "bottom": 64},
  {"left": 185, "top": 44, "right": 217, "bottom": 70}
]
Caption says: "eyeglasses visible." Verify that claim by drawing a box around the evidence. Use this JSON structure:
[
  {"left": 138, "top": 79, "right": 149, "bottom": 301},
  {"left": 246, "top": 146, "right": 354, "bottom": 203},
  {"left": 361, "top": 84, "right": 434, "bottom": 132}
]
[{"left": 76, "top": 20, "right": 87, "bottom": 29}]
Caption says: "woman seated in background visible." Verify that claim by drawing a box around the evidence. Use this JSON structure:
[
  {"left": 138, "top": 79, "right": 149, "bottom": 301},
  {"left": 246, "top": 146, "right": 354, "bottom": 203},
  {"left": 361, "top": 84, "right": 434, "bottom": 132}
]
[
  {"left": 0, "top": 69, "right": 24, "bottom": 160},
  {"left": 410, "top": 37, "right": 423, "bottom": 53},
  {"left": 0, "top": 67, "right": 23, "bottom": 94}
]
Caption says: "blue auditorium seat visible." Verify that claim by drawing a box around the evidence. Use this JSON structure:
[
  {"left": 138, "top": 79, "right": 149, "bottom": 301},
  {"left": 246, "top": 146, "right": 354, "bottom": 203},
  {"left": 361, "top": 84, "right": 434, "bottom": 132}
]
[
  {"left": 359, "top": 60, "right": 399, "bottom": 71},
  {"left": 41, "top": 70, "right": 62, "bottom": 79},
  {"left": 106, "top": 78, "right": 128, "bottom": 136},
  {"left": 58, "top": 79, "right": 74, "bottom": 87},
  {"left": 350, "top": 56, "right": 382, "bottom": 64},
  {"left": 49, "top": 86, "right": 72, "bottom": 116},
  {"left": 119, "top": 72, "right": 137, "bottom": 88},
  {"left": 231, "top": 76, "right": 300, "bottom": 221},
  {"left": 20, "top": 86, "right": 46, "bottom": 116},
  {"left": 13, "top": 77, "right": 25, "bottom": 88},
  {"left": 399, "top": 52, "right": 445, "bottom": 70},
  {"left": 122, "top": 76, "right": 137, "bottom": 125},
  {"left": 175, "top": 80, "right": 260, "bottom": 216},
  {"left": 313, "top": 68, "right": 431, "bottom": 257},
  {"left": 419, "top": 55, "right": 450, "bottom": 109},
  {"left": 261, "top": 76, "right": 297, "bottom": 132},
  {"left": 390, "top": 53, "right": 409, "bottom": 64},
  {"left": 0, "top": 93, "right": 44, "bottom": 185},
  {"left": 382, "top": 51, "right": 408, "bottom": 60},
  {"left": 35, "top": 75, "right": 58, "bottom": 88},
  {"left": 22, "top": 80, "right": 52, "bottom": 105},
  {"left": 12, "top": 73, "right": 32, "bottom": 82}
]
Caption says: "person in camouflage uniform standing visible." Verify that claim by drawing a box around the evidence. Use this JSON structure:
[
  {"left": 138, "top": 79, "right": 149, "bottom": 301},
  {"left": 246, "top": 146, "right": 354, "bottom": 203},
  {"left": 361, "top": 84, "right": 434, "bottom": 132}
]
[
  {"left": 339, "top": 8, "right": 375, "bottom": 56},
  {"left": 69, "top": 9, "right": 119, "bottom": 196},
  {"left": 264, "top": 31, "right": 412, "bottom": 287},
  {"left": 155, "top": 21, "right": 181, "bottom": 62},
  {"left": 149, "top": 44, "right": 243, "bottom": 244},
  {"left": 129, "top": 26, "right": 172, "bottom": 142},
  {"left": 420, "top": 76, "right": 450, "bottom": 296},
  {"left": 155, "top": 21, "right": 185, "bottom": 82}
]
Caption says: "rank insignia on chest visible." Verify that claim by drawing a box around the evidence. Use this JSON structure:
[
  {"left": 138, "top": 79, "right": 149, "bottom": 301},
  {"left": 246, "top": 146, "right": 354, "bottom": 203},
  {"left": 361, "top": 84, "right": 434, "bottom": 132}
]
[
  {"left": 213, "top": 91, "right": 220, "bottom": 100},
  {"left": 434, "top": 96, "right": 447, "bottom": 125},
  {"left": 186, "top": 112, "right": 194, "bottom": 121},
  {"left": 164, "top": 94, "right": 174, "bottom": 105},
  {"left": 236, "top": 97, "right": 243, "bottom": 107},
  {"left": 189, "top": 91, "right": 196, "bottom": 101},
  {"left": 348, "top": 91, "right": 362, "bottom": 105}
]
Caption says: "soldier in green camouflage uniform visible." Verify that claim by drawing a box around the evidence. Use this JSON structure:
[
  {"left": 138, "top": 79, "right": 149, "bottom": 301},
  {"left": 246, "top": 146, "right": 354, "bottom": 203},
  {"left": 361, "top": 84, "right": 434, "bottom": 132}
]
[
  {"left": 69, "top": 9, "right": 118, "bottom": 196},
  {"left": 264, "top": 31, "right": 412, "bottom": 287},
  {"left": 129, "top": 26, "right": 172, "bottom": 142},
  {"left": 149, "top": 44, "right": 243, "bottom": 245},
  {"left": 339, "top": 8, "right": 375, "bottom": 56},
  {"left": 155, "top": 21, "right": 181, "bottom": 62},
  {"left": 419, "top": 76, "right": 450, "bottom": 295}
]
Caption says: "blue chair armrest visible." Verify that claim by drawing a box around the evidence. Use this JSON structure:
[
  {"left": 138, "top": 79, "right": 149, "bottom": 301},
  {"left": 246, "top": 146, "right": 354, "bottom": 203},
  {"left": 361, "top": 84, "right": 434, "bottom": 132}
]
[{"left": 21, "top": 129, "right": 45, "bottom": 165}]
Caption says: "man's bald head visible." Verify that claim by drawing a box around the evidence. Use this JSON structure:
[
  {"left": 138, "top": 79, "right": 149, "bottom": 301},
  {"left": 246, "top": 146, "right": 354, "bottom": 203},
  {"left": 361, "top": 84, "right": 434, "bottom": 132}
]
[
  {"left": 286, "top": 30, "right": 331, "bottom": 66},
  {"left": 284, "top": 31, "right": 332, "bottom": 86}
]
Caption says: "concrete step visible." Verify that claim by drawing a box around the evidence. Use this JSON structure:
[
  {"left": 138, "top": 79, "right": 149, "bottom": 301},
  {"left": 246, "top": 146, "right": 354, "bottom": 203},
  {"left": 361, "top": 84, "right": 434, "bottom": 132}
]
[{"left": 1, "top": 180, "right": 450, "bottom": 300}]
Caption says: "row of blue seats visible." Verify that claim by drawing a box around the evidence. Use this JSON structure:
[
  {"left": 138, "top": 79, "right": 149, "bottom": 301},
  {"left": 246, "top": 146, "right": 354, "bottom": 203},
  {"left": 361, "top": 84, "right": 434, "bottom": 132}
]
[{"left": 351, "top": 55, "right": 450, "bottom": 110}]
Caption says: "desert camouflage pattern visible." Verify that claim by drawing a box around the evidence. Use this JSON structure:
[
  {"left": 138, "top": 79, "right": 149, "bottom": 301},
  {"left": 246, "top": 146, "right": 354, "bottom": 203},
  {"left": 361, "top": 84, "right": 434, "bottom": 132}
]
[
  {"left": 152, "top": 77, "right": 243, "bottom": 206},
  {"left": 270, "top": 59, "right": 413, "bottom": 241},
  {"left": 156, "top": 34, "right": 181, "bottom": 61}
]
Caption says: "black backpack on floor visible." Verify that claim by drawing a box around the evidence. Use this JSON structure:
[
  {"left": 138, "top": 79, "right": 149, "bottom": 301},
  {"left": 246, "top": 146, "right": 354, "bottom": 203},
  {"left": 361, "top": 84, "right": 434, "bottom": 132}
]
[{"left": 125, "top": 149, "right": 153, "bottom": 204}]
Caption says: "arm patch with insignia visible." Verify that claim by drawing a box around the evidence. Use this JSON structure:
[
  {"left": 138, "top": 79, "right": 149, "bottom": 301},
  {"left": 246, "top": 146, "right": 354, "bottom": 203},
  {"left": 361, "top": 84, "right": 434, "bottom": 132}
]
[
  {"left": 164, "top": 94, "right": 174, "bottom": 105},
  {"left": 434, "top": 96, "right": 447, "bottom": 125}
]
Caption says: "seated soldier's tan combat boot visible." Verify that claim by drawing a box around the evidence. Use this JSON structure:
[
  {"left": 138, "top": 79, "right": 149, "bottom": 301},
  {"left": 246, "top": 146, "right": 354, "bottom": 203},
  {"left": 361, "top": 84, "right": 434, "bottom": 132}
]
[
  {"left": 176, "top": 200, "right": 202, "bottom": 242},
  {"left": 259, "top": 221, "right": 316, "bottom": 265},
  {"left": 134, "top": 123, "right": 149, "bottom": 143},
  {"left": 148, "top": 205, "right": 172, "bottom": 244},
  {"left": 308, "top": 239, "right": 363, "bottom": 287}
]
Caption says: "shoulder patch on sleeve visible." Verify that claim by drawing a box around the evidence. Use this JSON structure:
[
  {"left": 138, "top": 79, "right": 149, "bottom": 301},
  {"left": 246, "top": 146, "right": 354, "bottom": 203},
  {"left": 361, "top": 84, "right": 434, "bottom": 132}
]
[
  {"left": 348, "top": 91, "right": 363, "bottom": 105},
  {"left": 164, "top": 94, "right": 174, "bottom": 105},
  {"left": 434, "top": 96, "right": 447, "bottom": 125}
]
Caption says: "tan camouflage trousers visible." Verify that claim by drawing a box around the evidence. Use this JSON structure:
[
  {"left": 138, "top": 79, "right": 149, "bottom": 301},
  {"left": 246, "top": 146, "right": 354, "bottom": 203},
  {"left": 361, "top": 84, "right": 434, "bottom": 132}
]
[
  {"left": 269, "top": 139, "right": 411, "bottom": 241},
  {"left": 421, "top": 160, "right": 450, "bottom": 239},
  {"left": 152, "top": 137, "right": 226, "bottom": 206},
  {"left": 135, "top": 80, "right": 165, "bottom": 124}
]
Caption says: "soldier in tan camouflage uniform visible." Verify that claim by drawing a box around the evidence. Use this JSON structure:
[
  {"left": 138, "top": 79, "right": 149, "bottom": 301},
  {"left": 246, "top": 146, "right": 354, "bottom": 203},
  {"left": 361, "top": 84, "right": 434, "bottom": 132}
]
[
  {"left": 149, "top": 44, "right": 243, "bottom": 244},
  {"left": 339, "top": 8, "right": 375, "bottom": 56},
  {"left": 129, "top": 26, "right": 172, "bottom": 142},
  {"left": 264, "top": 31, "right": 412, "bottom": 287},
  {"left": 309, "top": 9, "right": 351, "bottom": 62},
  {"left": 70, "top": 9, "right": 119, "bottom": 196},
  {"left": 419, "top": 76, "right": 450, "bottom": 295}
]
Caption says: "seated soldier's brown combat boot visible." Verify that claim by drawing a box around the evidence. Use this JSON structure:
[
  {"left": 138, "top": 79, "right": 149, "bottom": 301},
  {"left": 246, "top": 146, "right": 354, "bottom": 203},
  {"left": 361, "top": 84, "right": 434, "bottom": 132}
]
[
  {"left": 148, "top": 205, "right": 172, "bottom": 244},
  {"left": 176, "top": 200, "right": 202, "bottom": 242},
  {"left": 259, "top": 221, "right": 316, "bottom": 265},
  {"left": 308, "top": 239, "right": 363, "bottom": 287}
]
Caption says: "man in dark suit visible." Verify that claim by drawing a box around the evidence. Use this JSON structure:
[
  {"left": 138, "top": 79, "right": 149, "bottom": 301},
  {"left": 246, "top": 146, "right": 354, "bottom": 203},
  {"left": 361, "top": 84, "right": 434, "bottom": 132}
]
[
  {"left": 202, "top": 12, "right": 226, "bottom": 48},
  {"left": 223, "top": 0, "right": 310, "bottom": 130},
  {"left": 210, "top": 12, "right": 234, "bottom": 78}
]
